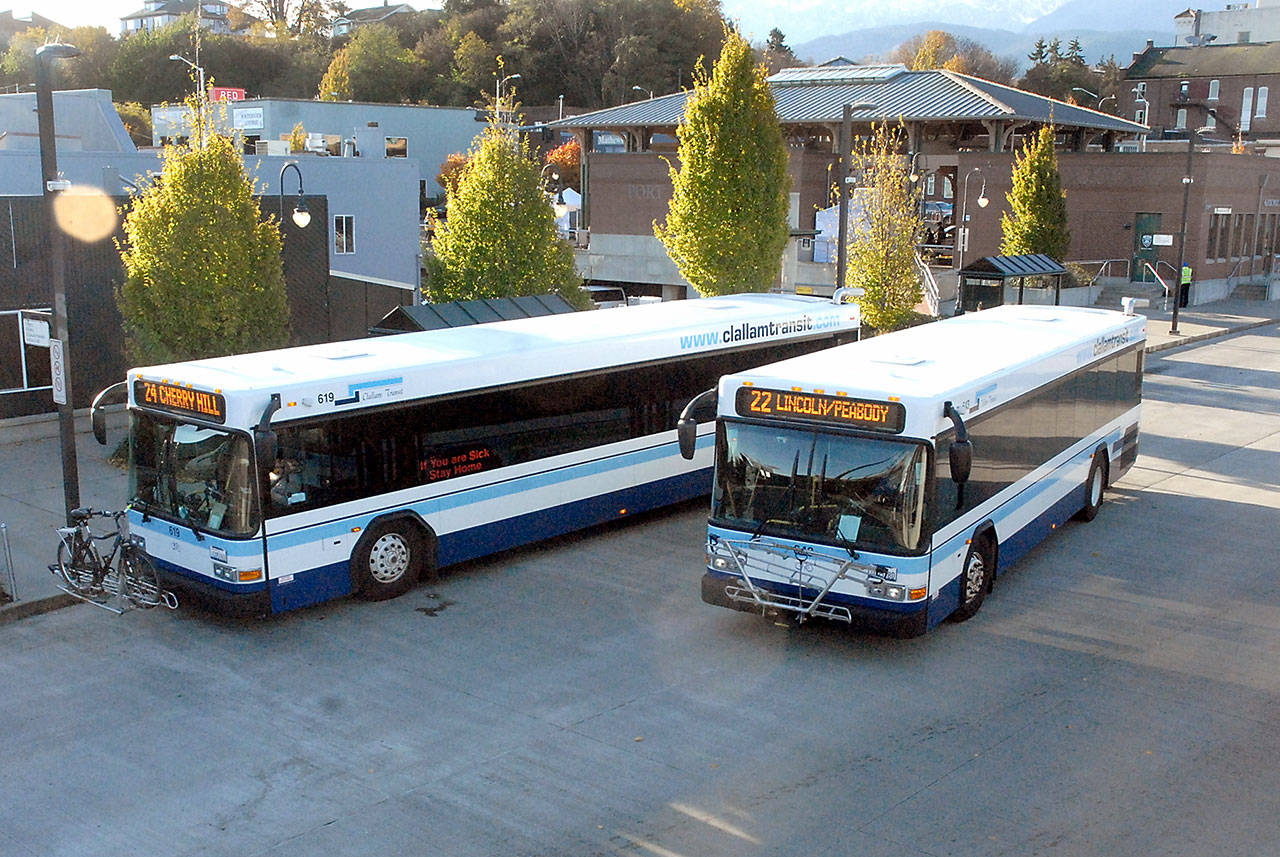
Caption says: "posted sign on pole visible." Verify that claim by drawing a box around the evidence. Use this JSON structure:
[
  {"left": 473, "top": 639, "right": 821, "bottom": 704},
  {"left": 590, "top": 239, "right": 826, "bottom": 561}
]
[{"left": 49, "top": 338, "right": 66, "bottom": 405}]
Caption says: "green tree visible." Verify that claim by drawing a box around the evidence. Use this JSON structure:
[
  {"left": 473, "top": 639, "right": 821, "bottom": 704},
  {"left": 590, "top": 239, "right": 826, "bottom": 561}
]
[
  {"left": 114, "top": 101, "right": 154, "bottom": 147},
  {"left": 117, "top": 101, "right": 290, "bottom": 364},
  {"left": 655, "top": 27, "right": 790, "bottom": 296},
  {"left": 891, "top": 29, "right": 1018, "bottom": 83},
  {"left": 844, "top": 123, "right": 925, "bottom": 331},
  {"left": 426, "top": 93, "right": 585, "bottom": 305},
  {"left": 1000, "top": 125, "right": 1071, "bottom": 261},
  {"left": 318, "top": 47, "right": 352, "bottom": 100},
  {"left": 762, "top": 27, "right": 799, "bottom": 74},
  {"left": 344, "top": 23, "right": 419, "bottom": 102}
]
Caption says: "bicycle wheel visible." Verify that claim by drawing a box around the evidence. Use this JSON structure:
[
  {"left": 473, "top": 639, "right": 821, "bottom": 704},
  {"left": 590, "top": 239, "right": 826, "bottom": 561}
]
[
  {"left": 56, "top": 540, "right": 102, "bottom": 596},
  {"left": 121, "top": 551, "right": 164, "bottom": 608}
]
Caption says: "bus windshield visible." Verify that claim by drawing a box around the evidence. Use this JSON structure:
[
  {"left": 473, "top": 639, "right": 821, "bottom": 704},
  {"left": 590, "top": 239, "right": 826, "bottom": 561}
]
[
  {"left": 129, "top": 412, "right": 258, "bottom": 537},
  {"left": 713, "top": 421, "right": 928, "bottom": 554}
]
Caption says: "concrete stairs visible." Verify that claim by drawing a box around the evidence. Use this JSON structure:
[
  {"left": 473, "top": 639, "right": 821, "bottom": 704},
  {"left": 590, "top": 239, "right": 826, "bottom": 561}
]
[
  {"left": 1094, "top": 281, "right": 1166, "bottom": 309},
  {"left": 1231, "top": 282, "right": 1269, "bottom": 301}
]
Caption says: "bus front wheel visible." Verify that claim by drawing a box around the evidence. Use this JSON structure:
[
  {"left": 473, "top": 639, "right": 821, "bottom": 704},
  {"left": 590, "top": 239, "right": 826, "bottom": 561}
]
[
  {"left": 354, "top": 521, "right": 423, "bottom": 601},
  {"left": 1076, "top": 453, "right": 1108, "bottom": 522},
  {"left": 949, "top": 536, "right": 993, "bottom": 622}
]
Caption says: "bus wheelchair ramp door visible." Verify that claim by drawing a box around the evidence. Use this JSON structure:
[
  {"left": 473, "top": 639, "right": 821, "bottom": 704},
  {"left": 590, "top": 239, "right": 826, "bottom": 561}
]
[{"left": 710, "top": 537, "right": 860, "bottom": 624}]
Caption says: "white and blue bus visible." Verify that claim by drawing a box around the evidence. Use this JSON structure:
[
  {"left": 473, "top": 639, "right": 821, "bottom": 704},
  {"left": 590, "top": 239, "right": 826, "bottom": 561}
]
[
  {"left": 93, "top": 294, "right": 860, "bottom": 615},
  {"left": 677, "top": 304, "right": 1145, "bottom": 636}
]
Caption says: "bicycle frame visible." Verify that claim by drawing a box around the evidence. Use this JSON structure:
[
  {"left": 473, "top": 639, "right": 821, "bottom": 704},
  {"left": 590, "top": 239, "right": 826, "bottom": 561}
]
[{"left": 51, "top": 510, "right": 177, "bottom": 613}]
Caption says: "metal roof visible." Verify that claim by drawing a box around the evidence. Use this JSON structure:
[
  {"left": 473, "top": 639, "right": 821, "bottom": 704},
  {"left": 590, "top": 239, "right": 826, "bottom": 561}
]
[
  {"left": 369, "top": 295, "right": 576, "bottom": 334},
  {"left": 548, "top": 68, "right": 1146, "bottom": 135},
  {"left": 960, "top": 253, "right": 1067, "bottom": 277},
  {"left": 1127, "top": 41, "right": 1280, "bottom": 79}
]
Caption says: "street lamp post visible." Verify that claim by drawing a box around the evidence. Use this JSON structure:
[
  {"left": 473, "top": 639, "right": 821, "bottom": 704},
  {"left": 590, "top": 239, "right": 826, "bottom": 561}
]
[
  {"left": 956, "top": 166, "right": 988, "bottom": 273},
  {"left": 278, "top": 161, "right": 311, "bottom": 229},
  {"left": 1172, "top": 126, "right": 1212, "bottom": 336},
  {"left": 170, "top": 53, "right": 207, "bottom": 146},
  {"left": 36, "top": 42, "right": 83, "bottom": 526},
  {"left": 833, "top": 101, "right": 878, "bottom": 294},
  {"left": 497, "top": 72, "right": 520, "bottom": 119},
  {"left": 631, "top": 85, "right": 654, "bottom": 100}
]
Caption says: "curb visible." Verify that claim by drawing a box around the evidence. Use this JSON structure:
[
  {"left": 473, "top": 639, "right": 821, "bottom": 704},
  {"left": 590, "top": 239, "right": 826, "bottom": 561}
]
[
  {"left": 1145, "top": 318, "right": 1280, "bottom": 354},
  {"left": 0, "top": 593, "right": 80, "bottom": 626}
]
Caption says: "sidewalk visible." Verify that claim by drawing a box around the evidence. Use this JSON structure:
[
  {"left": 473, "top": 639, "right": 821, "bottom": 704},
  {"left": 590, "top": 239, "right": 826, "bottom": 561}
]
[{"left": 4, "top": 297, "right": 1279, "bottom": 623}]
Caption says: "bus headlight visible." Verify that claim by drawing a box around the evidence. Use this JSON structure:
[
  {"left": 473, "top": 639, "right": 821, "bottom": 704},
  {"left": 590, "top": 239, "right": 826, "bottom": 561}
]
[
  {"left": 709, "top": 554, "right": 734, "bottom": 572},
  {"left": 866, "top": 581, "right": 907, "bottom": 601}
]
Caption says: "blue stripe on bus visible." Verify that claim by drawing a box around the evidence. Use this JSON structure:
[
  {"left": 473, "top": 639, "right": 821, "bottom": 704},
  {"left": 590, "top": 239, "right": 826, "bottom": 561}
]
[
  {"left": 151, "top": 555, "right": 268, "bottom": 593},
  {"left": 250, "top": 467, "right": 714, "bottom": 613}
]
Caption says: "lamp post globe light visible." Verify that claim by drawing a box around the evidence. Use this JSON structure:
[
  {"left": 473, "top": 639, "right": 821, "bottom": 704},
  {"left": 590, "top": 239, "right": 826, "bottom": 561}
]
[
  {"left": 170, "top": 53, "right": 207, "bottom": 146},
  {"left": 36, "top": 42, "right": 83, "bottom": 525},
  {"left": 956, "top": 166, "right": 988, "bottom": 272},
  {"left": 278, "top": 161, "right": 310, "bottom": 229},
  {"left": 497, "top": 72, "right": 520, "bottom": 116},
  {"left": 631, "top": 85, "right": 654, "bottom": 100}
]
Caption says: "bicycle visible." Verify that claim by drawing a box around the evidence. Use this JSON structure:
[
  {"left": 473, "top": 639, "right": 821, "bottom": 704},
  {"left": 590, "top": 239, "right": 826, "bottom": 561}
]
[{"left": 51, "top": 508, "right": 178, "bottom": 613}]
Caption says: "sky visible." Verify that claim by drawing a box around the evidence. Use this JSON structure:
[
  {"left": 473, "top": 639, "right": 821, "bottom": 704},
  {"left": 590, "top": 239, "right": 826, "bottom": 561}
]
[{"left": 23, "top": 0, "right": 791, "bottom": 42}]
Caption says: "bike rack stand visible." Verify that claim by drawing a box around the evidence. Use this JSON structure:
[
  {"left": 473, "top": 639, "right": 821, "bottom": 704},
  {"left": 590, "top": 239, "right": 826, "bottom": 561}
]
[{"left": 1, "top": 523, "right": 15, "bottom": 604}]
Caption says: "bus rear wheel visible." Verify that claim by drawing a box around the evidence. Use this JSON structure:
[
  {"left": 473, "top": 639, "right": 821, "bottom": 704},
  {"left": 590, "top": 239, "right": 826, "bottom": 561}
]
[
  {"left": 1076, "top": 453, "right": 1108, "bottom": 522},
  {"left": 354, "top": 521, "right": 423, "bottom": 601},
  {"left": 949, "top": 536, "right": 993, "bottom": 623}
]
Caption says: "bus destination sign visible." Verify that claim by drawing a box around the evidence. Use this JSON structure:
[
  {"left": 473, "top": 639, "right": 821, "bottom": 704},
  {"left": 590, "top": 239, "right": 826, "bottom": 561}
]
[
  {"left": 134, "top": 379, "right": 227, "bottom": 424},
  {"left": 735, "top": 386, "right": 905, "bottom": 433}
]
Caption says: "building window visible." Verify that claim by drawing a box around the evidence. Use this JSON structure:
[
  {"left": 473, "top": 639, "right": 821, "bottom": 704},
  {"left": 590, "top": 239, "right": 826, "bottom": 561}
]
[
  {"left": 1175, "top": 108, "right": 1187, "bottom": 129},
  {"left": 1207, "top": 213, "right": 1227, "bottom": 261},
  {"left": 1206, "top": 110, "right": 1217, "bottom": 130},
  {"left": 1257, "top": 87, "right": 1269, "bottom": 118},
  {"left": 1242, "top": 88, "right": 1254, "bottom": 132},
  {"left": 385, "top": 136, "right": 407, "bottom": 158},
  {"left": 1135, "top": 107, "right": 1147, "bottom": 125},
  {"left": 942, "top": 175, "right": 953, "bottom": 199},
  {"left": 1239, "top": 31, "right": 1251, "bottom": 43},
  {"left": 1180, "top": 80, "right": 1189, "bottom": 98},
  {"left": 334, "top": 215, "right": 355, "bottom": 255},
  {"left": 1208, "top": 79, "right": 1220, "bottom": 100},
  {"left": 925, "top": 173, "right": 935, "bottom": 196},
  {"left": 1135, "top": 82, "right": 1146, "bottom": 98}
]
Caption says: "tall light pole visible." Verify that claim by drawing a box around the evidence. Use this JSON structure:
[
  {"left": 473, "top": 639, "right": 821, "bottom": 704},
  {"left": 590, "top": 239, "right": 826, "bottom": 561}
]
[
  {"left": 631, "top": 85, "right": 654, "bottom": 100},
  {"left": 170, "top": 53, "right": 207, "bottom": 146},
  {"left": 36, "top": 42, "right": 83, "bottom": 526},
  {"left": 834, "top": 101, "right": 878, "bottom": 294},
  {"left": 497, "top": 72, "right": 520, "bottom": 119},
  {"left": 956, "top": 166, "right": 988, "bottom": 272},
  {"left": 1172, "top": 126, "right": 1212, "bottom": 336}
]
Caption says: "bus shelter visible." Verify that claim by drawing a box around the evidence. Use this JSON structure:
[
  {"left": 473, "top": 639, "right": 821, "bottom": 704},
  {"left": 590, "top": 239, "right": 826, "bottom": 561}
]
[{"left": 956, "top": 254, "right": 1067, "bottom": 313}]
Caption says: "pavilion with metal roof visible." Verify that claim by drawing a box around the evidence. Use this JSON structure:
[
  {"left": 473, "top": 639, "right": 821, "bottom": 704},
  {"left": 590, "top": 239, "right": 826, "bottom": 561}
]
[{"left": 546, "top": 64, "right": 1147, "bottom": 154}]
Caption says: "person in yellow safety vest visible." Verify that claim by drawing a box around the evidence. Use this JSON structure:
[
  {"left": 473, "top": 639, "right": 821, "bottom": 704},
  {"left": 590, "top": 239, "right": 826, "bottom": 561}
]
[{"left": 1179, "top": 264, "right": 1192, "bottom": 308}]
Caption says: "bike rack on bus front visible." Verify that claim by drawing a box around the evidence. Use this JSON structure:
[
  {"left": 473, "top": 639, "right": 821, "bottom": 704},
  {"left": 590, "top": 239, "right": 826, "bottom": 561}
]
[{"left": 710, "top": 537, "right": 865, "bottom": 623}]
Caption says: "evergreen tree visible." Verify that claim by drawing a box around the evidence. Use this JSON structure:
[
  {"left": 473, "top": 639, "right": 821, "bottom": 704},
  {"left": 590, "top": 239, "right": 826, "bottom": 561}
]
[
  {"left": 318, "top": 47, "right": 352, "bottom": 100},
  {"left": 654, "top": 27, "right": 790, "bottom": 296},
  {"left": 1000, "top": 125, "right": 1071, "bottom": 261},
  {"left": 426, "top": 91, "right": 585, "bottom": 305},
  {"left": 1027, "top": 38, "right": 1048, "bottom": 65},
  {"left": 117, "top": 100, "right": 290, "bottom": 364},
  {"left": 844, "top": 123, "right": 925, "bottom": 331}
]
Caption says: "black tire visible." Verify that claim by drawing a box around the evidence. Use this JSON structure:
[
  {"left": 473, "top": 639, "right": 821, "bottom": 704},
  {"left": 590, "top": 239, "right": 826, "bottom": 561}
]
[
  {"left": 353, "top": 520, "right": 424, "bottom": 601},
  {"left": 56, "top": 540, "right": 99, "bottom": 595},
  {"left": 1076, "top": 453, "right": 1107, "bottom": 522},
  {"left": 949, "top": 536, "right": 994, "bottom": 622},
  {"left": 122, "top": 552, "right": 164, "bottom": 608}
]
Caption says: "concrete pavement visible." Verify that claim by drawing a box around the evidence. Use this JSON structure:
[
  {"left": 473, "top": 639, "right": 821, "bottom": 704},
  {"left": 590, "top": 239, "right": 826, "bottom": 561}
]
[{"left": 4, "top": 295, "right": 1279, "bottom": 622}]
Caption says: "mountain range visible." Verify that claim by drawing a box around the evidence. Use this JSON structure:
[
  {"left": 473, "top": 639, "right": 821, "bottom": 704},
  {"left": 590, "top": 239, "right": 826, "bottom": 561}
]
[{"left": 766, "top": 0, "right": 1190, "bottom": 70}]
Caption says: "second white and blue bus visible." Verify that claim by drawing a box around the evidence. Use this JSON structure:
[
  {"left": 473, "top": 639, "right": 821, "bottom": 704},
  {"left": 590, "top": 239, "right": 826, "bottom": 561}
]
[
  {"left": 677, "top": 304, "right": 1145, "bottom": 636},
  {"left": 93, "top": 293, "right": 860, "bottom": 615}
]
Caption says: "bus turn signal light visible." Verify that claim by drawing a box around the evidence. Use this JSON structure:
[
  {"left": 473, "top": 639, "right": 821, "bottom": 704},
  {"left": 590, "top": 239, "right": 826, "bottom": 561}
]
[
  {"left": 909, "top": 587, "right": 927, "bottom": 601},
  {"left": 239, "top": 569, "right": 263, "bottom": 582}
]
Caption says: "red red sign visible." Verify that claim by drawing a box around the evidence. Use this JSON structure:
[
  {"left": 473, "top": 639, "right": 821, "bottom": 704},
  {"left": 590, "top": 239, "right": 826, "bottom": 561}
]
[{"left": 209, "top": 87, "right": 246, "bottom": 102}]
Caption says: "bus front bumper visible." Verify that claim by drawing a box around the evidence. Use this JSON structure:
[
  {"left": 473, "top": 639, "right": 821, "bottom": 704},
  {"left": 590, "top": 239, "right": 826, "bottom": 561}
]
[
  {"left": 701, "top": 571, "right": 928, "bottom": 638},
  {"left": 155, "top": 566, "right": 272, "bottom": 618}
]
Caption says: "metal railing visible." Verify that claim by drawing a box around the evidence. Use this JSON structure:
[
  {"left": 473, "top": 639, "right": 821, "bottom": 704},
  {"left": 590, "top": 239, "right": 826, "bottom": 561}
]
[
  {"left": 1141, "top": 262, "right": 1172, "bottom": 309},
  {"left": 1071, "top": 258, "right": 1131, "bottom": 285},
  {"left": 914, "top": 252, "right": 941, "bottom": 316}
]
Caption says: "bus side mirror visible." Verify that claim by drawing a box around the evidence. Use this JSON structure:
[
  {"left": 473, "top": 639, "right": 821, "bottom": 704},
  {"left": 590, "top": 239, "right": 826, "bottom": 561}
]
[
  {"left": 943, "top": 400, "right": 972, "bottom": 484},
  {"left": 90, "top": 381, "right": 128, "bottom": 446},
  {"left": 676, "top": 388, "right": 718, "bottom": 461},
  {"left": 948, "top": 439, "right": 972, "bottom": 485},
  {"left": 254, "top": 430, "right": 278, "bottom": 469},
  {"left": 254, "top": 393, "right": 282, "bottom": 467}
]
